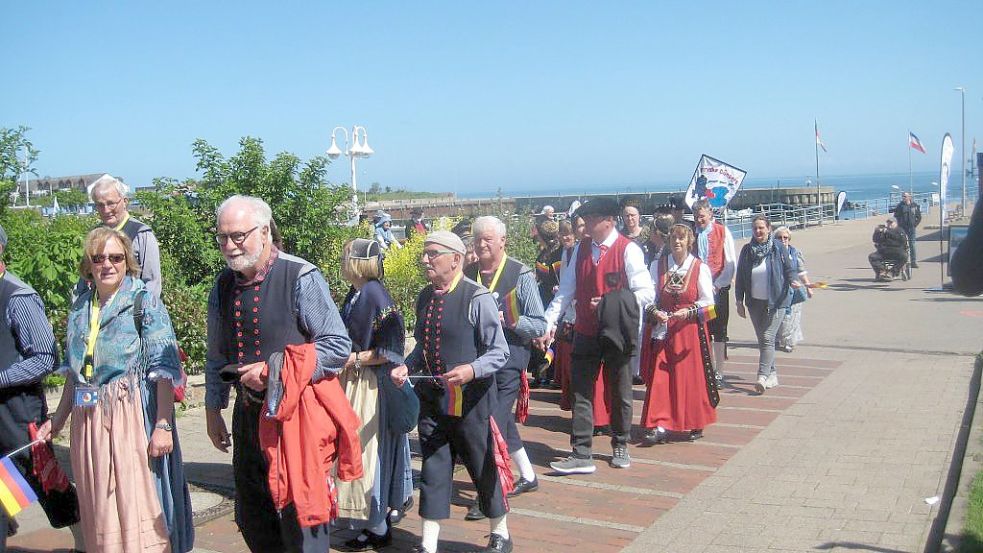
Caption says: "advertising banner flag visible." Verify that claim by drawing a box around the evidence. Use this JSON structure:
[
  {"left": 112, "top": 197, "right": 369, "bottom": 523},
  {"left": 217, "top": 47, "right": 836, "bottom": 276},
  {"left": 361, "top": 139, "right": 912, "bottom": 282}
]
[
  {"left": 940, "top": 133, "right": 954, "bottom": 226},
  {"left": 836, "top": 191, "right": 848, "bottom": 215},
  {"left": 685, "top": 155, "right": 747, "bottom": 209}
]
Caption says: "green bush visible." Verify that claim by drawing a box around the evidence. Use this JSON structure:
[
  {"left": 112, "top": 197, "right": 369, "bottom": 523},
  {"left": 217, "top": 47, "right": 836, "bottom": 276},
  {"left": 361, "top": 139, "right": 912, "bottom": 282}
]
[{"left": 382, "top": 233, "right": 427, "bottom": 330}]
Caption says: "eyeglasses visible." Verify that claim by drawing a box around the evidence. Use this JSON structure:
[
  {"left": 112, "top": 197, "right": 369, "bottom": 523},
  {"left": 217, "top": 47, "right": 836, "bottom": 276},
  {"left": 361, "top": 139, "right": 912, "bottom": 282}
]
[
  {"left": 421, "top": 249, "right": 455, "bottom": 260},
  {"left": 93, "top": 198, "right": 124, "bottom": 210},
  {"left": 91, "top": 253, "right": 126, "bottom": 264},
  {"left": 215, "top": 226, "right": 260, "bottom": 246}
]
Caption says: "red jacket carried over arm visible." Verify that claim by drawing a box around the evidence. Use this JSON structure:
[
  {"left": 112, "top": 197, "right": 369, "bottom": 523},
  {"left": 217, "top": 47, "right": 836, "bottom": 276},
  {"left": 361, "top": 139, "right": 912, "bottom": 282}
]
[{"left": 259, "top": 343, "right": 363, "bottom": 528}]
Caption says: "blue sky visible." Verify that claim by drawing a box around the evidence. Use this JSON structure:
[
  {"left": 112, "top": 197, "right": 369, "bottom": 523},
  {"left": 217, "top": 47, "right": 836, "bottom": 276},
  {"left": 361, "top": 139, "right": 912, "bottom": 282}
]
[{"left": 2, "top": 1, "right": 980, "bottom": 195}]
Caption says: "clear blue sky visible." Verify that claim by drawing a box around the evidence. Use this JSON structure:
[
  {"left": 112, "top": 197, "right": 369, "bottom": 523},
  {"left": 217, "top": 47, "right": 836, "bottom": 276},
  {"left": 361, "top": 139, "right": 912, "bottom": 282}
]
[{"left": 3, "top": 1, "right": 980, "bottom": 195}]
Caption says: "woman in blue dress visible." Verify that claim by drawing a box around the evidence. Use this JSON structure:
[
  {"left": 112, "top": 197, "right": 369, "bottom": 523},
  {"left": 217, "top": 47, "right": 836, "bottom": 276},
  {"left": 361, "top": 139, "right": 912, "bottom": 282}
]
[{"left": 337, "top": 238, "right": 414, "bottom": 551}]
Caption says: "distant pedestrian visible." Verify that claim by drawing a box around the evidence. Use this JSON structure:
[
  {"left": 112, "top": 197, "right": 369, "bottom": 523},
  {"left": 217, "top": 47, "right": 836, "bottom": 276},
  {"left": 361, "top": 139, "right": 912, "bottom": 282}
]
[
  {"left": 408, "top": 207, "right": 430, "bottom": 239},
  {"left": 774, "top": 227, "right": 814, "bottom": 353},
  {"left": 375, "top": 213, "right": 402, "bottom": 251},
  {"left": 891, "top": 192, "right": 921, "bottom": 267},
  {"left": 734, "top": 215, "right": 801, "bottom": 394}
]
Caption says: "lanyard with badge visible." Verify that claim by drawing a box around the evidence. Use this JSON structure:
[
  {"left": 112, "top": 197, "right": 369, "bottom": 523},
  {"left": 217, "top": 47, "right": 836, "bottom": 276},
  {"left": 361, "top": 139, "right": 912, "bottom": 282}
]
[{"left": 75, "top": 293, "right": 103, "bottom": 407}]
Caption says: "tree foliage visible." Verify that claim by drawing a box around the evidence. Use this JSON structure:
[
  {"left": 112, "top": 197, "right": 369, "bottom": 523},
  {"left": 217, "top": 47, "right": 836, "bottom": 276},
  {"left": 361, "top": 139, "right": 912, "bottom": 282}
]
[{"left": 0, "top": 126, "right": 39, "bottom": 183}]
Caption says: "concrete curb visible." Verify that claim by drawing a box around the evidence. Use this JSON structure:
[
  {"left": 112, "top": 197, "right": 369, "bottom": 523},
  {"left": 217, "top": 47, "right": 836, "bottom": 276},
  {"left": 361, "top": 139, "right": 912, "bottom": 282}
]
[{"left": 930, "top": 353, "right": 983, "bottom": 553}]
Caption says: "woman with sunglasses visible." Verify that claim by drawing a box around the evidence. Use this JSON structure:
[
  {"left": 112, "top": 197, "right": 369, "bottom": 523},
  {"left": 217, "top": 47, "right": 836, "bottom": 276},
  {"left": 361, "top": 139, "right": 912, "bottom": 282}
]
[
  {"left": 40, "top": 227, "right": 193, "bottom": 552},
  {"left": 774, "top": 227, "right": 814, "bottom": 353}
]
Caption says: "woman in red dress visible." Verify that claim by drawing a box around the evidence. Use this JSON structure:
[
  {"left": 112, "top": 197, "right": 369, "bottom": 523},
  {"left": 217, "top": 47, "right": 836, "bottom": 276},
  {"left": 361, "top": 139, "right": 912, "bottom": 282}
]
[{"left": 640, "top": 224, "right": 718, "bottom": 444}]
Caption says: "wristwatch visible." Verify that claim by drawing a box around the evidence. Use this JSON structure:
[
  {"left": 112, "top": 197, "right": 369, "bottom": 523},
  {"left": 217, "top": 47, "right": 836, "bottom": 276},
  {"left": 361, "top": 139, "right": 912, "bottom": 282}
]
[{"left": 155, "top": 421, "right": 173, "bottom": 432}]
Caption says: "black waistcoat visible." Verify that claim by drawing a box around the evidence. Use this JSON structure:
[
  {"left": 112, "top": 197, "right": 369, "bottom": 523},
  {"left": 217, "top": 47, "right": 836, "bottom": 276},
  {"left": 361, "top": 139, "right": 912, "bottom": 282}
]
[
  {"left": 417, "top": 277, "right": 485, "bottom": 374},
  {"left": 216, "top": 255, "right": 307, "bottom": 367},
  {"left": 464, "top": 257, "right": 528, "bottom": 346}
]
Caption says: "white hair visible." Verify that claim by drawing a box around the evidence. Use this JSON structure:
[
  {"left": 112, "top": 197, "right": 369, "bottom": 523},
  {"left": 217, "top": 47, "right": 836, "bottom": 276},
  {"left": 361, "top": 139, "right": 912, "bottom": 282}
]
[
  {"left": 774, "top": 225, "right": 791, "bottom": 237},
  {"left": 88, "top": 174, "right": 130, "bottom": 201},
  {"left": 216, "top": 195, "right": 273, "bottom": 234},
  {"left": 472, "top": 216, "right": 506, "bottom": 238}
]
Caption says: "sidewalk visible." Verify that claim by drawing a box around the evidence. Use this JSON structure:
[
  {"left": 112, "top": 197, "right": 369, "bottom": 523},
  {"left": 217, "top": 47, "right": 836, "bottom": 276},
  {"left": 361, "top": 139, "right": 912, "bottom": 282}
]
[{"left": 8, "top": 209, "right": 980, "bottom": 552}]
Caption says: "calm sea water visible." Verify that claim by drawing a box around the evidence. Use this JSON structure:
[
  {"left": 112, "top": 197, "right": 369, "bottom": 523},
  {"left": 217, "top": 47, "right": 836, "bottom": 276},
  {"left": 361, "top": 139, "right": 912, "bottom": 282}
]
[{"left": 459, "top": 171, "right": 971, "bottom": 205}]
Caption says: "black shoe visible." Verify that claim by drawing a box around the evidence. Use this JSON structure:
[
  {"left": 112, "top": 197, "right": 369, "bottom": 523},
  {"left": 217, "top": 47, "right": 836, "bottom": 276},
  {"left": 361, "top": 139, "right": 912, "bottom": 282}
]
[
  {"left": 593, "top": 425, "right": 610, "bottom": 436},
  {"left": 632, "top": 376, "right": 645, "bottom": 386},
  {"left": 388, "top": 496, "right": 414, "bottom": 525},
  {"left": 468, "top": 534, "right": 513, "bottom": 553},
  {"left": 643, "top": 428, "right": 669, "bottom": 445},
  {"left": 410, "top": 545, "right": 435, "bottom": 553},
  {"left": 343, "top": 528, "right": 392, "bottom": 551},
  {"left": 528, "top": 378, "right": 542, "bottom": 390},
  {"left": 689, "top": 429, "right": 704, "bottom": 441},
  {"left": 465, "top": 501, "right": 486, "bottom": 521},
  {"left": 507, "top": 476, "right": 539, "bottom": 497}
]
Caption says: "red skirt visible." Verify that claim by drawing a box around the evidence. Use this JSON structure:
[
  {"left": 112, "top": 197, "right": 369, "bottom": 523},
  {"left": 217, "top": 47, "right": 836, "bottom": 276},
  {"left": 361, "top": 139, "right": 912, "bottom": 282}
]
[
  {"left": 554, "top": 339, "right": 611, "bottom": 426},
  {"left": 639, "top": 321, "right": 717, "bottom": 432}
]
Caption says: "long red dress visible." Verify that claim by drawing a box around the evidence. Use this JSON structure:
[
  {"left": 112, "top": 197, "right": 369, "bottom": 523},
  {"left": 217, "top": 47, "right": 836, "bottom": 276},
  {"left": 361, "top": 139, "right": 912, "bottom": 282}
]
[{"left": 640, "top": 255, "right": 717, "bottom": 432}]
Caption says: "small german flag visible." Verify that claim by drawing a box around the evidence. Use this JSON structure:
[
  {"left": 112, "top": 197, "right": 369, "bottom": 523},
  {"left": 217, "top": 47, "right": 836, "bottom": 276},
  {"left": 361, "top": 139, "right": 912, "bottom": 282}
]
[
  {"left": 444, "top": 384, "right": 464, "bottom": 417},
  {"left": 0, "top": 456, "right": 38, "bottom": 517},
  {"left": 696, "top": 305, "right": 717, "bottom": 324}
]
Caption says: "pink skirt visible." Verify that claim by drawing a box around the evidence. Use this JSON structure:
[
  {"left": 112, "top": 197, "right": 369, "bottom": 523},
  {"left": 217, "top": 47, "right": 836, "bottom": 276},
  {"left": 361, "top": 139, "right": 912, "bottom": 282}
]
[{"left": 70, "top": 376, "right": 170, "bottom": 553}]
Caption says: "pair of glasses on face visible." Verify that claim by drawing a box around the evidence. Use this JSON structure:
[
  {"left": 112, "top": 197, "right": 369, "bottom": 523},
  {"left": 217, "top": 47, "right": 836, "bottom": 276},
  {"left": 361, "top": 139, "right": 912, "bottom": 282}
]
[
  {"left": 215, "top": 226, "right": 260, "bottom": 246},
  {"left": 421, "top": 249, "right": 455, "bottom": 261},
  {"left": 93, "top": 198, "right": 124, "bottom": 210},
  {"left": 91, "top": 254, "right": 126, "bottom": 264}
]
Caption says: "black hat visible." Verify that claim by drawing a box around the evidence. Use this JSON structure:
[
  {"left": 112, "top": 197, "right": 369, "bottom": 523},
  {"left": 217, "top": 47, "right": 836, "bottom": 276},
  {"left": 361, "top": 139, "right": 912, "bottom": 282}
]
[
  {"left": 575, "top": 197, "right": 620, "bottom": 218},
  {"left": 666, "top": 197, "right": 687, "bottom": 211}
]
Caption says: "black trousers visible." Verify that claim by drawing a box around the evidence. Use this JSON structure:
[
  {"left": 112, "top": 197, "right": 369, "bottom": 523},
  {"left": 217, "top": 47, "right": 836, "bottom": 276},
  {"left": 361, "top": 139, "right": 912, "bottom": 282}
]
[
  {"left": 0, "top": 387, "right": 79, "bottom": 552},
  {"left": 492, "top": 345, "right": 530, "bottom": 454},
  {"left": 232, "top": 394, "right": 318, "bottom": 553},
  {"left": 416, "top": 377, "right": 507, "bottom": 520},
  {"left": 570, "top": 333, "right": 633, "bottom": 458},
  {"left": 708, "top": 286, "right": 730, "bottom": 342}
]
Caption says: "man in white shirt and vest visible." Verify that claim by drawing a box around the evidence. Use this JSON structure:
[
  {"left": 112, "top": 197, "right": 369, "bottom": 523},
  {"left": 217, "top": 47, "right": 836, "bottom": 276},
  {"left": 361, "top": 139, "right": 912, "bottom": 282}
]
[{"left": 692, "top": 199, "right": 736, "bottom": 381}]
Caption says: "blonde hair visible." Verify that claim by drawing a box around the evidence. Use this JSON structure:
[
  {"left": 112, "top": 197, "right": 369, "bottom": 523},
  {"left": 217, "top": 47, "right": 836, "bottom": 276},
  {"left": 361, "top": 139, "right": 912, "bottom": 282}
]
[
  {"left": 341, "top": 239, "right": 383, "bottom": 282},
  {"left": 668, "top": 223, "right": 695, "bottom": 250},
  {"left": 79, "top": 227, "right": 140, "bottom": 280}
]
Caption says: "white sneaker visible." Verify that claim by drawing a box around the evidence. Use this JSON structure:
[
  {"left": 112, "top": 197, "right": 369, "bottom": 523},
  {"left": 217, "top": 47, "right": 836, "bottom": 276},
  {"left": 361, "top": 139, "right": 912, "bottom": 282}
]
[
  {"left": 754, "top": 375, "right": 767, "bottom": 394},
  {"left": 765, "top": 373, "right": 779, "bottom": 389}
]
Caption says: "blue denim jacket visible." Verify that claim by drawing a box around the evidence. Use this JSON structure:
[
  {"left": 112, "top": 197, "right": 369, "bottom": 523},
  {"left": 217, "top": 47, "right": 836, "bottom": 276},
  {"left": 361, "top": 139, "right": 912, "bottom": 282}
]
[{"left": 734, "top": 238, "right": 798, "bottom": 311}]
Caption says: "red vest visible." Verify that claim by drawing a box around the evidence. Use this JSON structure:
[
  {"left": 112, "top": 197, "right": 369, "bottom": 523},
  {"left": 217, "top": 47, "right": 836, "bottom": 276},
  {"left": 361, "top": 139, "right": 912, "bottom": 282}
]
[
  {"left": 574, "top": 233, "right": 631, "bottom": 336},
  {"left": 694, "top": 222, "right": 727, "bottom": 280}
]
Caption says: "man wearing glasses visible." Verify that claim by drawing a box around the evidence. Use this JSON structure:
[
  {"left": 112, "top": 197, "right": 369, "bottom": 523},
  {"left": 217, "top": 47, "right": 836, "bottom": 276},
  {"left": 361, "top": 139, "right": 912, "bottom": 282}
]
[
  {"left": 390, "top": 231, "right": 513, "bottom": 553},
  {"left": 203, "top": 195, "right": 357, "bottom": 552},
  {"left": 84, "top": 174, "right": 163, "bottom": 298}
]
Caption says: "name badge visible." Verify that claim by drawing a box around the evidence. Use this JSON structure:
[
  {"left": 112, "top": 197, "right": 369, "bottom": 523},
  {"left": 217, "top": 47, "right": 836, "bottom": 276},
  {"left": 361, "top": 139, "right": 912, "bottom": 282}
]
[{"left": 74, "top": 385, "right": 99, "bottom": 408}]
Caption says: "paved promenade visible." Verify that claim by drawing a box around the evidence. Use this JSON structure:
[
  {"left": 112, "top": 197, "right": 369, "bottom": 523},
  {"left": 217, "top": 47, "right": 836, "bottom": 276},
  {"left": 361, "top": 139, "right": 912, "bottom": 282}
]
[{"left": 8, "top": 208, "right": 980, "bottom": 552}]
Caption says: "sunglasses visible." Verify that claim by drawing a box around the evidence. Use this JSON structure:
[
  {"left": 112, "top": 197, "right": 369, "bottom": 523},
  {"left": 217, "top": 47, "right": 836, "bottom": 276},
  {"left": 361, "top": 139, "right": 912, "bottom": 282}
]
[{"left": 91, "top": 253, "right": 126, "bottom": 264}]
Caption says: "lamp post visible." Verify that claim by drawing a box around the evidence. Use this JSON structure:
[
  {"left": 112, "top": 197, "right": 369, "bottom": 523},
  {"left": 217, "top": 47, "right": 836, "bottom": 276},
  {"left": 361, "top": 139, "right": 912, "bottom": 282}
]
[
  {"left": 955, "top": 87, "right": 966, "bottom": 213},
  {"left": 326, "top": 125, "right": 374, "bottom": 217}
]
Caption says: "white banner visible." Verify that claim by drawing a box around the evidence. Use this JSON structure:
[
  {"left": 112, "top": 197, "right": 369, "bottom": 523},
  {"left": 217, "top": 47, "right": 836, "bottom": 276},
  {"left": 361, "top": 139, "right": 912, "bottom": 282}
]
[
  {"left": 940, "top": 133, "right": 954, "bottom": 226},
  {"left": 835, "top": 191, "right": 848, "bottom": 215},
  {"left": 685, "top": 155, "right": 748, "bottom": 209}
]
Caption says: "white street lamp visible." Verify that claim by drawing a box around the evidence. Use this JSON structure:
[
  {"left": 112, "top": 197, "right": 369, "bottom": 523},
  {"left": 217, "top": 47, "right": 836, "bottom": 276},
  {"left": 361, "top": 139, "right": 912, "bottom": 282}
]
[
  {"left": 955, "top": 87, "right": 966, "bottom": 213},
  {"left": 327, "top": 125, "right": 374, "bottom": 217}
]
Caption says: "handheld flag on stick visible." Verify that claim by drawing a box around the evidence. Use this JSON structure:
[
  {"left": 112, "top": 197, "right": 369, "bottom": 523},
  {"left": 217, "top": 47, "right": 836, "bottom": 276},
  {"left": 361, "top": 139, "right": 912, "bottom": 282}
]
[
  {"left": 695, "top": 305, "right": 717, "bottom": 324},
  {"left": 501, "top": 289, "right": 521, "bottom": 328},
  {"left": 0, "top": 454, "right": 39, "bottom": 517}
]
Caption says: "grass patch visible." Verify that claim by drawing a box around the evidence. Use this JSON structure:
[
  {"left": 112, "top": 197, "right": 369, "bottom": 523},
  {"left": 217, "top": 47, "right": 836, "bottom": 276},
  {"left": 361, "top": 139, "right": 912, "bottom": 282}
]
[{"left": 963, "top": 471, "right": 983, "bottom": 551}]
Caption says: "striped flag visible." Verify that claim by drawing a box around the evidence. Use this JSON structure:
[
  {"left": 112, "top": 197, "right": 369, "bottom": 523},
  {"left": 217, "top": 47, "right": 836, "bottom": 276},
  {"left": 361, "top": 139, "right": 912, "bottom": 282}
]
[
  {"left": 501, "top": 289, "right": 521, "bottom": 328},
  {"left": 696, "top": 305, "right": 718, "bottom": 324},
  {"left": 443, "top": 384, "right": 463, "bottom": 417},
  {"left": 815, "top": 121, "right": 828, "bottom": 153},
  {"left": 0, "top": 456, "right": 38, "bottom": 517},
  {"left": 909, "top": 132, "right": 926, "bottom": 154}
]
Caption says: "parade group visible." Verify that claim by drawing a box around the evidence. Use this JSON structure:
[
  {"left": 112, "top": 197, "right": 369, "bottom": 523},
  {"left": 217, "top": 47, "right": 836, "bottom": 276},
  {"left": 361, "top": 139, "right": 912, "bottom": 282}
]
[{"left": 0, "top": 175, "right": 816, "bottom": 553}]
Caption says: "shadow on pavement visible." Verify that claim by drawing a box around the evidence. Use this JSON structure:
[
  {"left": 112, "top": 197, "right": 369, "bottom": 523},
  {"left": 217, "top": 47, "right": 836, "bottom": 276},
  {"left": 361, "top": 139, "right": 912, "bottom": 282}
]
[{"left": 814, "top": 542, "right": 907, "bottom": 552}]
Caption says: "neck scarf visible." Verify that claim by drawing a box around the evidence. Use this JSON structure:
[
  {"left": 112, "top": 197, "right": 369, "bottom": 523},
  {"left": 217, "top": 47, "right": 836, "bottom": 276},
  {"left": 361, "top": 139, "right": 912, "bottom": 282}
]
[
  {"left": 750, "top": 233, "right": 772, "bottom": 266},
  {"left": 697, "top": 221, "right": 712, "bottom": 262}
]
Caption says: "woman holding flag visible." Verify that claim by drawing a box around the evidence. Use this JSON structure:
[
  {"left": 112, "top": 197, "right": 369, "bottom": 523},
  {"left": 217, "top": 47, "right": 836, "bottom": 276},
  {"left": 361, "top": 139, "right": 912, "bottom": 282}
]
[
  {"left": 40, "top": 227, "right": 193, "bottom": 553},
  {"left": 640, "top": 224, "right": 718, "bottom": 444}
]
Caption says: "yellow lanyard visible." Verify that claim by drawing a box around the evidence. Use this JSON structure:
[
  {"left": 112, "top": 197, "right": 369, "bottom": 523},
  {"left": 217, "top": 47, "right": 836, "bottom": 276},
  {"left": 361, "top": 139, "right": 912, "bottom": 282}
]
[
  {"left": 113, "top": 214, "right": 130, "bottom": 231},
  {"left": 444, "top": 272, "right": 463, "bottom": 294},
  {"left": 481, "top": 255, "right": 508, "bottom": 294},
  {"left": 83, "top": 294, "right": 102, "bottom": 380}
]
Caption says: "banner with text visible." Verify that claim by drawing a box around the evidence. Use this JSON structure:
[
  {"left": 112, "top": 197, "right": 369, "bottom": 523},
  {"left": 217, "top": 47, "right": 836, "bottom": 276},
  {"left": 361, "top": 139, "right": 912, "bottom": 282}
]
[{"left": 685, "top": 155, "right": 748, "bottom": 209}]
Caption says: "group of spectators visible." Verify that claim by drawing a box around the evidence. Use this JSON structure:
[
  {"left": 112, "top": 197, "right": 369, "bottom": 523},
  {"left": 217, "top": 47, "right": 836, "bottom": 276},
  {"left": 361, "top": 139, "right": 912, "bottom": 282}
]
[{"left": 1, "top": 180, "right": 820, "bottom": 553}]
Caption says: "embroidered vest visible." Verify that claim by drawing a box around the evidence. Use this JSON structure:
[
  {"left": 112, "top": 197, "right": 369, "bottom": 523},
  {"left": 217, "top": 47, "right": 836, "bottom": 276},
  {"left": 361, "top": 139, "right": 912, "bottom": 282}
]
[
  {"left": 695, "top": 222, "right": 727, "bottom": 280},
  {"left": 416, "top": 277, "right": 484, "bottom": 374}
]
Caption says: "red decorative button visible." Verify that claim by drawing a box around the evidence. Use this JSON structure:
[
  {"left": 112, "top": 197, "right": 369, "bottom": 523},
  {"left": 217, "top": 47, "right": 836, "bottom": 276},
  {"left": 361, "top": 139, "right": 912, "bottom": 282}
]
[
  {"left": 253, "top": 297, "right": 260, "bottom": 303},
  {"left": 255, "top": 350, "right": 261, "bottom": 356},
  {"left": 254, "top": 286, "right": 260, "bottom": 291}
]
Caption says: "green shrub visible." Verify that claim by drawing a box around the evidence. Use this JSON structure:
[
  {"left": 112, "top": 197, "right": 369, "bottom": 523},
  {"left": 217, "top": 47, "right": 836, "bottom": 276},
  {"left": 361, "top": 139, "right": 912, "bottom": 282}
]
[{"left": 382, "top": 233, "right": 427, "bottom": 330}]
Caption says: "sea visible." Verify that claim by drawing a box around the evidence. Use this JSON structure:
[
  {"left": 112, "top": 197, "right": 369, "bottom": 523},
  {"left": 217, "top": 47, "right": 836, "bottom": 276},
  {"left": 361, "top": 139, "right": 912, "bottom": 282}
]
[{"left": 457, "top": 171, "right": 965, "bottom": 206}]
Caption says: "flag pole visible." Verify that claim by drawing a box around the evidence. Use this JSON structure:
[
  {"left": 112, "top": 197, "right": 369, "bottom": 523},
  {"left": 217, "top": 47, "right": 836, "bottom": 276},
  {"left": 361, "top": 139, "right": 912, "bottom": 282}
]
[
  {"left": 815, "top": 119, "right": 822, "bottom": 226},
  {"left": 908, "top": 130, "right": 913, "bottom": 194}
]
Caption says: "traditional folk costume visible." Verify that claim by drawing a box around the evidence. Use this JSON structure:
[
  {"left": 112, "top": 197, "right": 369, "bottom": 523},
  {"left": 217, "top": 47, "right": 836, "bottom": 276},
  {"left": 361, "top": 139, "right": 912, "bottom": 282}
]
[
  {"left": 693, "top": 219, "right": 736, "bottom": 375},
  {"left": 205, "top": 249, "right": 360, "bottom": 553},
  {"left": 64, "top": 276, "right": 193, "bottom": 553},
  {"left": 0, "top": 269, "right": 79, "bottom": 550},
  {"left": 407, "top": 271, "right": 510, "bottom": 520},
  {"left": 530, "top": 244, "right": 563, "bottom": 382},
  {"left": 544, "top": 211, "right": 654, "bottom": 464},
  {"left": 640, "top": 255, "right": 718, "bottom": 435},
  {"left": 337, "top": 279, "right": 414, "bottom": 540}
]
